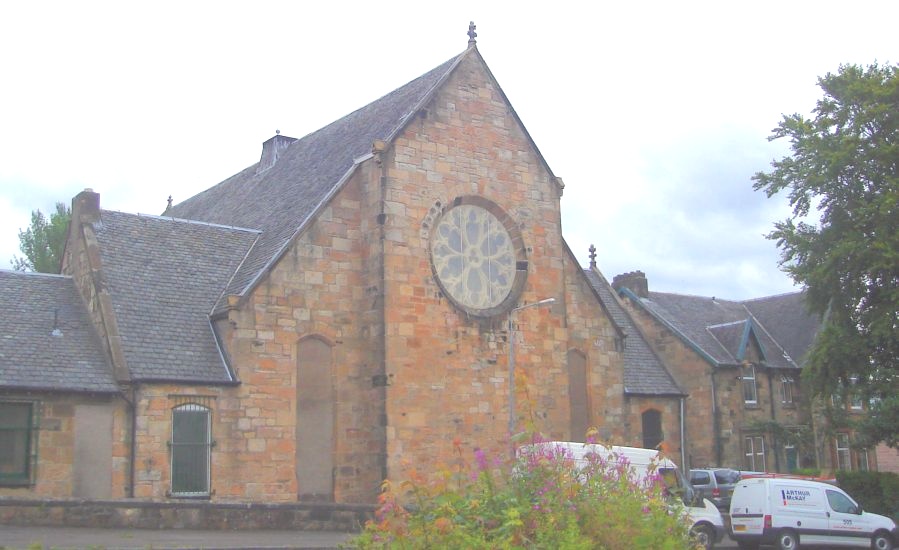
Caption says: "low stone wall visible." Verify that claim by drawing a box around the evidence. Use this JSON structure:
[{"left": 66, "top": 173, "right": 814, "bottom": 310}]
[{"left": 0, "top": 497, "right": 375, "bottom": 532}]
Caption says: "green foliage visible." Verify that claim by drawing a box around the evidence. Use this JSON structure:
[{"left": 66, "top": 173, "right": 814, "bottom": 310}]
[
  {"left": 351, "top": 441, "right": 697, "bottom": 549},
  {"left": 12, "top": 202, "right": 71, "bottom": 273},
  {"left": 752, "top": 62, "right": 899, "bottom": 447},
  {"left": 835, "top": 470, "right": 899, "bottom": 519}
]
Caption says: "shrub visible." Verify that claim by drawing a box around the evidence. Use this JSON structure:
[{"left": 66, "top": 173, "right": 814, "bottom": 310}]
[
  {"left": 836, "top": 470, "right": 899, "bottom": 519},
  {"left": 351, "top": 438, "right": 698, "bottom": 549}
]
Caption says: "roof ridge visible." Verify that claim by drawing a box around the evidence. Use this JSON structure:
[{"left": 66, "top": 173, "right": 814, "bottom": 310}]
[
  {"left": 0, "top": 269, "right": 72, "bottom": 280},
  {"left": 707, "top": 319, "right": 749, "bottom": 329},
  {"left": 103, "top": 209, "right": 262, "bottom": 234}
]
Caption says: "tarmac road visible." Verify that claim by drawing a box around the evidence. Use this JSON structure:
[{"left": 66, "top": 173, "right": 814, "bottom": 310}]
[
  {"left": 0, "top": 525, "right": 355, "bottom": 550},
  {"left": 0, "top": 524, "right": 752, "bottom": 549}
]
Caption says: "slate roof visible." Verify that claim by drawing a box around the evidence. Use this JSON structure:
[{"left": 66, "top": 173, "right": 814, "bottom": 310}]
[
  {"left": 0, "top": 270, "right": 118, "bottom": 393},
  {"left": 743, "top": 293, "right": 821, "bottom": 366},
  {"left": 621, "top": 290, "right": 819, "bottom": 370},
  {"left": 93, "top": 210, "right": 259, "bottom": 383},
  {"left": 169, "top": 52, "right": 467, "bottom": 312},
  {"left": 583, "top": 269, "right": 684, "bottom": 396}
]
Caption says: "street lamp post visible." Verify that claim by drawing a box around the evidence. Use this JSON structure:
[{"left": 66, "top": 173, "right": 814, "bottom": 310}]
[{"left": 508, "top": 297, "right": 556, "bottom": 455}]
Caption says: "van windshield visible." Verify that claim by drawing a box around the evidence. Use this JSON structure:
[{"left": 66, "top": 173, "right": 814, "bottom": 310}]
[{"left": 659, "top": 467, "right": 697, "bottom": 506}]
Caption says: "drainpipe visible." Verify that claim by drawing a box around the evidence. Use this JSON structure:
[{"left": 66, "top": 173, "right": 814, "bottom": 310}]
[
  {"left": 130, "top": 384, "right": 138, "bottom": 498},
  {"left": 710, "top": 368, "right": 722, "bottom": 466},
  {"left": 680, "top": 396, "right": 687, "bottom": 472},
  {"left": 767, "top": 369, "right": 780, "bottom": 472}
]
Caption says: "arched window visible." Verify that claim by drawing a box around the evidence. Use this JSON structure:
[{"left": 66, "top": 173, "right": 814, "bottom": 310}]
[
  {"left": 170, "top": 403, "right": 211, "bottom": 496},
  {"left": 642, "top": 409, "right": 663, "bottom": 450}
]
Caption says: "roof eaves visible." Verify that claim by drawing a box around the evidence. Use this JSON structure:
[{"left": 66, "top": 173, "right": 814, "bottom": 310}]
[
  {"left": 618, "top": 286, "right": 722, "bottom": 368},
  {"left": 624, "top": 388, "right": 688, "bottom": 397},
  {"left": 472, "top": 47, "right": 563, "bottom": 193},
  {"left": 742, "top": 305, "right": 799, "bottom": 369},
  {"left": 381, "top": 50, "right": 470, "bottom": 145},
  {"left": 232, "top": 155, "right": 371, "bottom": 308},
  {"left": 565, "top": 242, "right": 625, "bottom": 340}
]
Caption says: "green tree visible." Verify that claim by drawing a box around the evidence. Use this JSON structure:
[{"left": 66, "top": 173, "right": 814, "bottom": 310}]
[
  {"left": 752, "top": 63, "right": 899, "bottom": 447},
  {"left": 12, "top": 202, "right": 71, "bottom": 273}
]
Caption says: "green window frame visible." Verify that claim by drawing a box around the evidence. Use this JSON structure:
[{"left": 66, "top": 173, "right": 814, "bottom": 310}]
[
  {"left": 0, "top": 401, "right": 35, "bottom": 485},
  {"left": 170, "top": 403, "right": 211, "bottom": 497}
]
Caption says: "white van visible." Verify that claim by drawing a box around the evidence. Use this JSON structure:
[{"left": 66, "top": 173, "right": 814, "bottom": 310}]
[
  {"left": 519, "top": 442, "right": 725, "bottom": 549},
  {"left": 729, "top": 476, "right": 897, "bottom": 550}
]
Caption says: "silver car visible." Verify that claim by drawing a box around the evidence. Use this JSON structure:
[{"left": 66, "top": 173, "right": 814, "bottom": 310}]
[{"left": 689, "top": 468, "right": 741, "bottom": 511}]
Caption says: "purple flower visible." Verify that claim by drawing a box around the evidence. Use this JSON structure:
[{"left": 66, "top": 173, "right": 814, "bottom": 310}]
[{"left": 474, "top": 448, "right": 488, "bottom": 471}]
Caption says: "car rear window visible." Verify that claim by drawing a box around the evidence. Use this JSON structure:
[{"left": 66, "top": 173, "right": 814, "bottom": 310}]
[
  {"left": 714, "top": 469, "right": 740, "bottom": 483},
  {"left": 690, "top": 471, "right": 711, "bottom": 484}
]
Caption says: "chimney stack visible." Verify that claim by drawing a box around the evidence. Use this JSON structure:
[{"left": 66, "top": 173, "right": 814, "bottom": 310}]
[
  {"left": 612, "top": 271, "right": 649, "bottom": 298},
  {"left": 257, "top": 132, "right": 297, "bottom": 174},
  {"left": 72, "top": 188, "right": 100, "bottom": 223}
]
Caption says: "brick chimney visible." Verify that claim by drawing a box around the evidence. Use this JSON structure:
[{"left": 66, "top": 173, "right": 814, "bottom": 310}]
[
  {"left": 256, "top": 132, "right": 298, "bottom": 174},
  {"left": 612, "top": 271, "right": 649, "bottom": 298}
]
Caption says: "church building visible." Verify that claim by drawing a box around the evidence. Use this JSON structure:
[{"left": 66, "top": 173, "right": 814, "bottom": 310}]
[{"left": 3, "top": 26, "right": 726, "bottom": 504}]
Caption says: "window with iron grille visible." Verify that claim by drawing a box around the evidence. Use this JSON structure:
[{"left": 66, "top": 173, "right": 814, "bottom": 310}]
[
  {"left": 170, "top": 402, "right": 212, "bottom": 497},
  {"left": 0, "top": 402, "right": 34, "bottom": 485}
]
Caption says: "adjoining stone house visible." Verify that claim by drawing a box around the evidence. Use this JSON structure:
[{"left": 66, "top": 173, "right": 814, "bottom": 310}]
[
  {"left": 611, "top": 270, "right": 885, "bottom": 475},
  {"left": 1, "top": 32, "right": 691, "bottom": 504}
]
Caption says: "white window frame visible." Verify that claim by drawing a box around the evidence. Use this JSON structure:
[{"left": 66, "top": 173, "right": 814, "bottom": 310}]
[
  {"left": 835, "top": 433, "right": 851, "bottom": 471},
  {"left": 849, "top": 376, "right": 863, "bottom": 411},
  {"left": 742, "top": 365, "right": 758, "bottom": 405},
  {"left": 744, "top": 435, "right": 765, "bottom": 471},
  {"left": 781, "top": 376, "right": 794, "bottom": 404}
]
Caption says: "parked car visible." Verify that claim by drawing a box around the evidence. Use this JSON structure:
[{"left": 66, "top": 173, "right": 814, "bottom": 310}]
[
  {"left": 689, "top": 468, "right": 741, "bottom": 510},
  {"left": 730, "top": 476, "right": 897, "bottom": 550}
]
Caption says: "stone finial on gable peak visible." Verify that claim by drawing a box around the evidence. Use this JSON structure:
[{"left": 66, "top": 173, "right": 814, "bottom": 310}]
[
  {"left": 468, "top": 21, "right": 477, "bottom": 46},
  {"left": 588, "top": 244, "right": 597, "bottom": 268}
]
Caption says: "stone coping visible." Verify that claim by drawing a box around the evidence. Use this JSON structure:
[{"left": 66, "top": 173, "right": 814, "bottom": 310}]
[{"left": 0, "top": 497, "right": 376, "bottom": 531}]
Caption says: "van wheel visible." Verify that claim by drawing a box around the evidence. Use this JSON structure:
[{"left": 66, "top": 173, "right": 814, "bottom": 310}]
[
  {"left": 872, "top": 531, "right": 894, "bottom": 550},
  {"left": 690, "top": 524, "right": 714, "bottom": 549},
  {"left": 777, "top": 529, "right": 799, "bottom": 550}
]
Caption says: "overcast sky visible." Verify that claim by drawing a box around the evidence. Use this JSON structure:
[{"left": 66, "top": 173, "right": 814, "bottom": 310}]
[{"left": 1, "top": 1, "right": 895, "bottom": 300}]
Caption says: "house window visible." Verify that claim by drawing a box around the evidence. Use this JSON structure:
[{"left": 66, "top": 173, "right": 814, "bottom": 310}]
[
  {"left": 856, "top": 448, "right": 869, "bottom": 471},
  {"left": 781, "top": 376, "right": 795, "bottom": 404},
  {"left": 742, "top": 365, "right": 758, "bottom": 405},
  {"left": 170, "top": 403, "right": 211, "bottom": 496},
  {"left": 835, "top": 433, "right": 851, "bottom": 471},
  {"left": 642, "top": 409, "right": 663, "bottom": 450},
  {"left": 744, "top": 436, "right": 765, "bottom": 471},
  {"left": 0, "top": 402, "right": 33, "bottom": 485},
  {"left": 849, "top": 377, "right": 863, "bottom": 411}
]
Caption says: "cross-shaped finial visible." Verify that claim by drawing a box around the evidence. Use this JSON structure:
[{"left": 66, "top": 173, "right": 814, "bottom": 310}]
[
  {"left": 467, "top": 21, "right": 477, "bottom": 45},
  {"left": 588, "top": 244, "right": 597, "bottom": 268}
]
